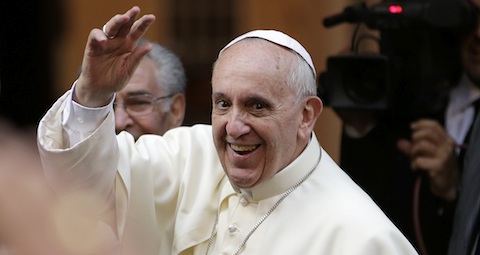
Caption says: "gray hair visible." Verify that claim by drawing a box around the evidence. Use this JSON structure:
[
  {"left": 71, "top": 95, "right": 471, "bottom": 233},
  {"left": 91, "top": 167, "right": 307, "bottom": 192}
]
[
  {"left": 139, "top": 39, "right": 187, "bottom": 96},
  {"left": 287, "top": 51, "right": 317, "bottom": 103}
]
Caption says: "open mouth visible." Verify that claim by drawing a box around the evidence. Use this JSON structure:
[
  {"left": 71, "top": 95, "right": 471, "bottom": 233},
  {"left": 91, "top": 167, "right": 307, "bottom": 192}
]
[{"left": 230, "top": 144, "right": 259, "bottom": 155}]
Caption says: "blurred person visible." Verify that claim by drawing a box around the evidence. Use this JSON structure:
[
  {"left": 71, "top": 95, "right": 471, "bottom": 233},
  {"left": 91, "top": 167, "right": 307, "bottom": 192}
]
[
  {"left": 113, "top": 39, "right": 186, "bottom": 140},
  {"left": 447, "top": 112, "right": 480, "bottom": 255},
  {"left": 37, "top": 6, "right": 418, "bottom": 255},
  {"left": 448, "top": 100, "right": 480, "bottom": 255},
  {"left": 0, "top": 119, "right": 117, "bottom": 255},
  {"left": 447, "top": 0, "right": 480, "bottom": 254},
  {"left": 330, "top": 0, "right": 480, "bottom": 254},
  {"left": 398, "top": 0, "right": 480, "bottom": 253}
]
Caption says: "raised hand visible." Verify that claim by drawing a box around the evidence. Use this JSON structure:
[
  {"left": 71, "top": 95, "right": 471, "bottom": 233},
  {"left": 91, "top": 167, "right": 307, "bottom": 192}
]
[
  {"left": 75, "top": 6, "right": 156, "bottom": 107},
  {"left": 397, "top": 119, "right": 459, "bottom": 201}
]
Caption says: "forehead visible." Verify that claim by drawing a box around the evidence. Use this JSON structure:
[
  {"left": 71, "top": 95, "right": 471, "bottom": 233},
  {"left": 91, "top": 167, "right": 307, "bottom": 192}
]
[
  {"left": 119, "top": 58, "right": 161, "bottom": 97},
  {"left": 217, "top": 38, "right": 294, "bottom": 66},
  {"left": 212, "top": 39, "right": 294, "bottom": 92},
  {"left": 213, "top": 38, "right": 294, "bottom": 79}
]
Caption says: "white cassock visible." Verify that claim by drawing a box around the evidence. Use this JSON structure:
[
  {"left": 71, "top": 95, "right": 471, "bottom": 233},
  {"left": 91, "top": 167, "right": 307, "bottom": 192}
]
[{"left": 38, "top": 89, "right": 418, "bottom": 255}]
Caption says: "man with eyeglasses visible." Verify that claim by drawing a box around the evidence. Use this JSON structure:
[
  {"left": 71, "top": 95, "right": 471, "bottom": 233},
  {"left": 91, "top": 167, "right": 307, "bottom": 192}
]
[
  {"left": 114, "top": 39, "right": 186, "bottom": 140},
  {"left": 37, "top": 6, "right": 417, "bottom": 255}
]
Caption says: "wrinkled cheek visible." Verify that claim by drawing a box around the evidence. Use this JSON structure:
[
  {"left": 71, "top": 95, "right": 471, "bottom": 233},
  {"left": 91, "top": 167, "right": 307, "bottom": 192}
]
[{"left": 211, "top": 116, "right": 226, "bottom": 139}]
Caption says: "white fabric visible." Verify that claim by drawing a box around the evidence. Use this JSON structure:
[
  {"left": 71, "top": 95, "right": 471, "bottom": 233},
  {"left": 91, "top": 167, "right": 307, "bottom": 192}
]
[
  {"left": 37, "top": 89, "right": 418, "bottom": 255},
  {"left": 446, "top": 73, "right": 480, "bottom": 147},
  {"left": 219, "top": 30, "right": 316, "bottom": 78},
  {"left": 62, "top": 81, "right": 113, "bottom": 147}
]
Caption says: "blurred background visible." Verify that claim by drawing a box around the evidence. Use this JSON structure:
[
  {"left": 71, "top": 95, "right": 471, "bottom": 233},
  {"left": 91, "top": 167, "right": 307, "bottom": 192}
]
[
  {"left": 0, "top": 0, "right": 381, "bottom": 161},
  {"left": 1, "top": 2, "right": 472, "bottom": 253}
]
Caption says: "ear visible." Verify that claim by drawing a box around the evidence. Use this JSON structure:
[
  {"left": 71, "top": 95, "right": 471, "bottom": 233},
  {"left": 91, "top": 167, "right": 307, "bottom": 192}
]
[
  {"left": 298, "top": 96, "right": 323, "bottom": 140},
  {"left": 168, "top": 94, "right": 186, "bottom": 128}
]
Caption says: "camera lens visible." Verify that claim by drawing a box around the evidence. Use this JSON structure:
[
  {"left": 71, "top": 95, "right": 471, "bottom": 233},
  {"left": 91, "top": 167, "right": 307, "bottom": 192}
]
[{"left": 343, "top": 63, "right": 387, "bottom": 105}]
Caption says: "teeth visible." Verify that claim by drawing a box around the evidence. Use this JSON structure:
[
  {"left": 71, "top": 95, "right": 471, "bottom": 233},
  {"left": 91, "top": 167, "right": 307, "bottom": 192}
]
[{"left": 230, "top": 144, "right": 257, "bottom": 152}]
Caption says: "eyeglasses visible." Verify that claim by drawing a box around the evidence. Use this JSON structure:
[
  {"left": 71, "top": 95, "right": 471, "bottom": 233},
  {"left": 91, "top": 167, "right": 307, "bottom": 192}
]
[{"left": 113, "top": 93, "right": 173, "bottom": 116}]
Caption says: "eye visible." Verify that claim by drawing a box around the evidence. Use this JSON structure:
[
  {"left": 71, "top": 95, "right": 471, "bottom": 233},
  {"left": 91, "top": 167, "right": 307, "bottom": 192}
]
[
  {"left": 253, "top": 102, "right": 266, "bottom": 110},
  {"left": 129, "top": 99, "right": 151, "bottom": 106},
  {"left": 248, "top": 100, "right": 270, "bottom": 111},
  {"left": 126, "top": 97, "right": 153, "bottom": 112},
  {"left": 216, "top": 99, "right": 230, "bottom": 110},
  {"left": 247, "top": 100, "right": 271, "bottom": 117}
]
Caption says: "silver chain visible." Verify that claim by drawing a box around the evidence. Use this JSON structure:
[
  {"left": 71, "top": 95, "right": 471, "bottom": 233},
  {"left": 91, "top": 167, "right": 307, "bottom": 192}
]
[{"left": 204, "top": 150, "right": 321, "bottom": 255}]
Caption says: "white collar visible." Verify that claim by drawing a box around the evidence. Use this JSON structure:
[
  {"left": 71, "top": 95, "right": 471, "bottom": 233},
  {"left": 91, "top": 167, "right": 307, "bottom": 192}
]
[{"left": 448, "top": 73, "right": 480, "bottom": 113}]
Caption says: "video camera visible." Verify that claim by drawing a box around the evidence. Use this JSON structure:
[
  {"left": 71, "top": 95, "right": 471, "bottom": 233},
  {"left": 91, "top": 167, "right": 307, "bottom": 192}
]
[{"left": 319, "top": 0, "right": 473, "bottom": 118}]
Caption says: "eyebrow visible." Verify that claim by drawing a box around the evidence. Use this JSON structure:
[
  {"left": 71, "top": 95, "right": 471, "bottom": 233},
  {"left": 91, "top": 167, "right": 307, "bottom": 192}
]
[
  {"left": 212, "top": 92, "right": 225, "bottom": 99},
  {"left": 246, "top": 95, "right": 270, "bottom": 103},
  {"left": 114, "top": 90, "right": 158, "bottom": 103},
  {"left": 212, "top": 92, "right": 271, "bottom": 104},
  {"left": 126, "top": 90, "right": 153, "bottom": 97}
]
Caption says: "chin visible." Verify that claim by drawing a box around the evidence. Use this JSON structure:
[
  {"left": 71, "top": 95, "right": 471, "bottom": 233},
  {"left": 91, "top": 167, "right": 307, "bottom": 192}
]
[{"left": 227, "top": 171, "right": 257, "bottom": 189}]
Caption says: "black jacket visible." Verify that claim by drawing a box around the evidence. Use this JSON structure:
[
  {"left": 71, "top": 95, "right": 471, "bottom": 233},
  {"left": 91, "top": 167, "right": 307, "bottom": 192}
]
[{"left": 449, "top": 114, "right": 480, "bottom": 255}]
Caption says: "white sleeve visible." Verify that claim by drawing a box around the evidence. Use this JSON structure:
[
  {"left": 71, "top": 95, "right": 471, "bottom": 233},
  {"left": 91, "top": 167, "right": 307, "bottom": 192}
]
[
  {"left": 37, "top": 83, "right": 118, "bottom": 201},
  {"left": 37, "top": 83, "right": 122, "bottom": 249},
  {"left": 62, "top": 82, "right": 114, "bottom": 147}
]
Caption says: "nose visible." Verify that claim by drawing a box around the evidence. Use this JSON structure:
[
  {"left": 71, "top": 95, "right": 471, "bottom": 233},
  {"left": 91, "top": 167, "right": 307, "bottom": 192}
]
[
  {"left": 114, "top": 106, "right": 134, "bottom": 134},
  {"left": 225, "top": 110, "right": 251, "bottom": 139}
]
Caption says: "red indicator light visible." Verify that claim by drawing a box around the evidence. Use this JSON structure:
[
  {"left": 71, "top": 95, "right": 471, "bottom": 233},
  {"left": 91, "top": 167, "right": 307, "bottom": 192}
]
[{"left": 389, "top": 5, "right": 403, "bottom": 14}]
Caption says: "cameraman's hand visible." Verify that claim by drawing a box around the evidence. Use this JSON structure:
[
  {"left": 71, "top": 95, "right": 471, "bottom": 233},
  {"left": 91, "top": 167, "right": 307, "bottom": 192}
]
[
  {"left": 75, "top": 6, "right": 156, "bottom": 107},
  {"left": 397, "top": 119, "right": 459, "bottom": 201}
]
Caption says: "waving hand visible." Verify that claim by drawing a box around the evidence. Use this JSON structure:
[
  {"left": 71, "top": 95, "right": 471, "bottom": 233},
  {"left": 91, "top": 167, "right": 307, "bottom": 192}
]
[{"left": 75, "top": 6, "right": 156, "bottom": 107}]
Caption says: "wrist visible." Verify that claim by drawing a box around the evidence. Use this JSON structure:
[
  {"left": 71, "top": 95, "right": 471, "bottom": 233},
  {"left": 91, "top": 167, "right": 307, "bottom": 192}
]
[{"left": 74, "top": 78, "right": 114, "bottom": 108}]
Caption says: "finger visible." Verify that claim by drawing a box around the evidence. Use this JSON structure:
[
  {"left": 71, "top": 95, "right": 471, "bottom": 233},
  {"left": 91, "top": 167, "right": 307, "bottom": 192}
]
[
  {"left": 128, "top": 14, "right": 156, "bottom": 42},
  {"left": 412, "top": 119, "right": 444, "bottom": 133},
  {"left": 411, "top": 157, "right": 438, "bottom": 173},
  {"left": 396, "top": 139, "right": 412, "bottom": 156},
  {"left": 411, "top": 119, "right": 441, "bottom": 130},
  {"left": 84, "top": 29, "right": 110, "bottom": 59},
  {"left": 410, "top": 140, "right": 438, "bottom": 157},
  {"left": 123, "top": 42, "right": 154, "bottom": 78},
  {"left": 119, "top": 14, "right": 155, "bottom": 79},
  {"left": 102, "top": 6, "right": 141, "bottom": 40},
  {"left": 411, "top": 124, "right": 444, "bottom": 145},
  {"left": 102, "top": 15, "right": 127, "bottom": 40},
  {"left": 115, "top": 7, "right": 142, "bottom": 38}
]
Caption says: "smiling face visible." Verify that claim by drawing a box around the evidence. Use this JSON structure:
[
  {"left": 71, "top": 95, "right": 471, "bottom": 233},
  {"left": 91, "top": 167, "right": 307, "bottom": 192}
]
[
  {"left": 114, "top": 57, "right": 184, "bottom": 140},
  {"left": 211, "top": 39, "right": 316, "bottom": 189}
]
